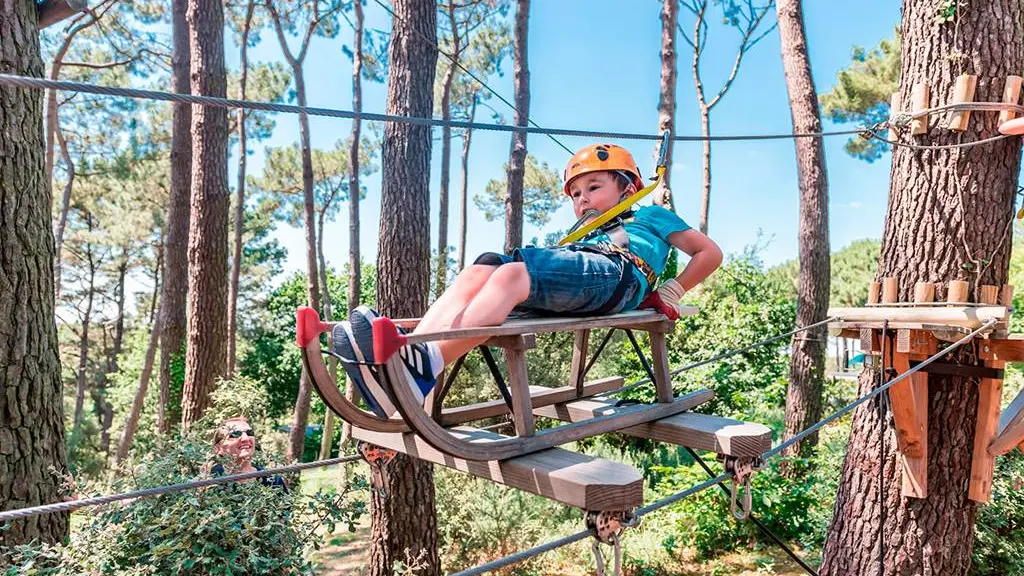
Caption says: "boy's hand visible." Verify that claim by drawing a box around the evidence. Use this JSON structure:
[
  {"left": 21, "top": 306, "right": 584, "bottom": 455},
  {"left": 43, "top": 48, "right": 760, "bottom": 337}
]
[{"left": 639, "top": 278, "right": 687, "bottom": 320}]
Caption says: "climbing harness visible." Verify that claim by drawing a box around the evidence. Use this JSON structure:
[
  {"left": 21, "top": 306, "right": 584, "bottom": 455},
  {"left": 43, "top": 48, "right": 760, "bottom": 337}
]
[
  {"left": 725, "top": 456, "right": 761, "bottom": 520},
  {"left": 558, "top": 132, "right": 670, "bottom": 247},
  {"left": 358, "top": 441, "right": 397, "bottom": 498},
  {"left": 587, "top": 510, "right": 638, "bottom": 576}
]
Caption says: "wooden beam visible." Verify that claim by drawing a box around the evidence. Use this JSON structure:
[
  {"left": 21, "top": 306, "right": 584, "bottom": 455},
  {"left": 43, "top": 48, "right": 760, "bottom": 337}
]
[
  {"left": 910, "top": 83, "right": 930, "bottom": 135},
  {"left": 438, "top": 376, "right": 624, "bottom": 427},
  {"left": 948, "top": 74, "right": 978, "bottom": 131},
  {"left": 38, "top": 0, "right": 87, "bottom": 29},
  {"left": 989, "top": 386, "right": 1024, "bottom": 456},
  {"left": 891, "top": 352, "right": 928, "bottom": 497},
  {"left": 901, "top": 286, "right": 934, "bottom": 498},
  {"left": 970, "top": 373, "right": 1003, "bottom": 502},
  {"left": 504, "top": 346, "right": 535, "bottom": 436},
  {"left": 999, "top": 76, "right": 1023, "bottom": 124},
  {"left": 352, "top": 426, "right": 644, "bottom": 511},
  {"left": 649, "top": 332, "right": 674, "bottom": 403},
  {"left": 979, "top": 335, "right": 1024, "bottom": 363},
  {"left": 534, "top": 397, "right": 771, "bottom": 458}
]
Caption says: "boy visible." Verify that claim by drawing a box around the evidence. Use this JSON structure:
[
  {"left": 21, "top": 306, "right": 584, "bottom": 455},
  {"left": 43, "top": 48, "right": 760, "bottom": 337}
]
[{"left": 336, "top": 143, "right": 722, "bottom": 416}]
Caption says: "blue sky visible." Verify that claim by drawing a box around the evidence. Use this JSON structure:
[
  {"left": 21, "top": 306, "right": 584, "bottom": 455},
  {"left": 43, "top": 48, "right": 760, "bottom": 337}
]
[{"left": 230, "top": 0, "right": 901, "bottom": 278}]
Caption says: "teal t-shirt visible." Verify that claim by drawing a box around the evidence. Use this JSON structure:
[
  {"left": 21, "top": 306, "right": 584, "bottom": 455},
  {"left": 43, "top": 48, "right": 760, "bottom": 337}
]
[{"left": 579, "top": 204, "right": 691, "bottom": 307}]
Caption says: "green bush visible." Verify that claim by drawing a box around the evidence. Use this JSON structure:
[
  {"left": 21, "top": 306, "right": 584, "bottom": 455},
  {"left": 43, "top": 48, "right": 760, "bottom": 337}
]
[{"left": 973, "top": 450, "right": 1024, "bottom": 575}]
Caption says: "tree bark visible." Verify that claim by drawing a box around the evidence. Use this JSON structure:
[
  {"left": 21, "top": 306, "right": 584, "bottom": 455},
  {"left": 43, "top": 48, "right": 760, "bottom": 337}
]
[
  {"left": 110, "top": 254, "right": 128, "bottom": 372},
  {"left": 777, "top": 0, "right": 829, "bottom": 464},
  {"left": 655, "top": 0, "right": 677, "bottom": 209},
  {"left": 0, "top": 0, "right": 69, "bottom": 547},
  {"left": 821, "top": 1, "right": 1022, "bottom": 573},
  {"left": 73, "top": 238, "right": 96, "bottom": 429},
  {"left": 503, "top": 0, "right": 529, "bottom": 254},
  {"left": 457, "top": 97, "right": 475, "bottom": 271},
  {"left": 371, "top": 0, "right": 440, "bottom": 573},
  {"left": 435, "top": 2, "right": 459, "bottom": 296},
  {"left": 227, "top": 0, "right": 255, "bottom": 378},
  {"left": 698, "top": 106, "right": 711, "bottom": 234},
  {"left": 180, "top": 0, "right": 230, "bottom": 427},
  {"left": 316, "top": 206, "right": 338, "bottom": 460},
  {"left": 157, "top": 0, "right": 192, "bottom": 434},
  {"left": 342, "top": 0, "right": 365, "bottom": 448}
]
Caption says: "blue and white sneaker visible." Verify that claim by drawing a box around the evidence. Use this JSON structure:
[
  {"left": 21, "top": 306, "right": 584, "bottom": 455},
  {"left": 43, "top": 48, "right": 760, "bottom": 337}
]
[
  {"left": 332, "top": 321, "right": 396, "bottom": 417},
  {"left": 350, "top": 306, "right": 436, "bottom": 402}
]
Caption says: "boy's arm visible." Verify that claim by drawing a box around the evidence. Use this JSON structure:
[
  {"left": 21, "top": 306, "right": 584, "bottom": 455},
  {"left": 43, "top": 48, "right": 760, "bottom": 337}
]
[
  {"left": 666, "top": 228, "right": 723, "bottom": 291},
  {"left": 639, "top": 229, "right": 722, "bottom": 319}
]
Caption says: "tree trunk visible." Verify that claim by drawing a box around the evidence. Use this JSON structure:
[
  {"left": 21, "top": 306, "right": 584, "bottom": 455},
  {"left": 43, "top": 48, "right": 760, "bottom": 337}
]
[
  {"left": 286, "top": 69, "right": 323, "bottom": 462},
  {"left": 157, "top": 0, "right": 192, "bottom": 434},
  {"left": 457, "top": 98, "right": 475, "bottom": 271},
  {"left": 110, "top": 255, "right": 128, "bottom": 372},
  {"left": 371, "top": 0, "right": 440, "bottom": 573},
  {"left": 180, "top": 0, "right": 230, "bottom": 427},
  {"left": 655, "top": 0, "right": 677, "bottom": 209},
  {"left": 697, "top": 106, "right": 711, "bottom": 234},
  {"left": 0, "top": 0, "right": 69, "bottom": 547},
  {"left": 503, "top": 0, "right": 529, "bottom": 254},
  {"left": 342, "top": 0, "right": 365, "bottom": 448},
  {"left": 821, "top": 1, "right": 1022, "bottom": 573},
  {"left": 74, "top": 243, "right": 96, "bottom": 429},
  {"left": 316, "top": 211, "right": 338, "bottom": 460},
  {"left": 53, "top": 123, "right": 74, "bottom": 298},
  {"left": 777, "top": 0, "right": 830, "bottom": 464},
  {"left": 116, "top": 242, "right": 163, "bottom": 464},
  {"left": 435, "top": 2, "right": 459, "bottom": 297},
  {"left": 227, "top": 0, "right": 255, "bottom": 378}
]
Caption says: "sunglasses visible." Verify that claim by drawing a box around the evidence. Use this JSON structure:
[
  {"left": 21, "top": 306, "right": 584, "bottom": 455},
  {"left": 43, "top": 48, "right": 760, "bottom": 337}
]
[{"left": 227, "top": 428, "right": 255, "bottom": 439}]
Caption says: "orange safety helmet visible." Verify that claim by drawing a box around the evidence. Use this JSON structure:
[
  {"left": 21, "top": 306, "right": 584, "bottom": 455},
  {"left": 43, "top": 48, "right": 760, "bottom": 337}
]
[{"left": 563, "top": 143, "right": 644, "bottom": 196}]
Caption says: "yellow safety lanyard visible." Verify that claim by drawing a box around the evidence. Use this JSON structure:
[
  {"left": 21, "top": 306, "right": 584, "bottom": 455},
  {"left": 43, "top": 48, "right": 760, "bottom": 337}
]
[{"left": 558, "top": 132, "right": 670, "bottom": 247}]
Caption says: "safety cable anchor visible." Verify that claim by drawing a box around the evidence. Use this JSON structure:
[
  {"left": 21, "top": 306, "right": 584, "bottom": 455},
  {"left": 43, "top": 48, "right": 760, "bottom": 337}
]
[
  {"left": 357, "top": 441, "right": 397, "bottom": 498},
  {"left": 586, "top": 510, "right": 636, "bottom": 576},
  {"left": 725, "top": 456, "right": 761, "bottom": 520}
]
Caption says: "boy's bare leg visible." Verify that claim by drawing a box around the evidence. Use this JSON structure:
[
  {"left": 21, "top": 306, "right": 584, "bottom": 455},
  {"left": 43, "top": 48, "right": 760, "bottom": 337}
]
[
  {"left": 437, "top": 263, "right": 531, "bottom": 364},
  {"left": 414, "top": 264, "right": 497, "bottom": 333}
]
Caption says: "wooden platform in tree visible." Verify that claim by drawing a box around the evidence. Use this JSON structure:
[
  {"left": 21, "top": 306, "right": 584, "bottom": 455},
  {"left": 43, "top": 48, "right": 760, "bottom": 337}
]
[
  {"left": 534, "top": 394, "right": 772, "bottom": 458},
  {"left": 351, "top": 425, "right": 643, "bottom": 511},
  {"left": 438, "top": 376, "right": 625, "bottom": 426}
]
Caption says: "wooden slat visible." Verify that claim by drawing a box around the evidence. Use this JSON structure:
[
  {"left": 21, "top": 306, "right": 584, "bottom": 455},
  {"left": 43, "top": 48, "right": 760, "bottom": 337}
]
[
  {"left": 948, "top": 74, "right": 978, "bottom": 131},
  {"left": 979, "top": 335, "right": 1024, "bottom": 363},
  {"left": 352, "top": 426, "right": 643, "bottom": 511},
  {"left": 1000, "top": 76, "right": 1023, "bottom": 124},
  {"left": 403, "top": 309, "right": 695, "bottom": 345},
  {"left": 970, "top": 374, "right": 1003, "bottom": 502},
  {"left": 910, "top": 83, "right": 930, "bottom": 135},
  {"left": 534, "top": 397, "right": 771, "bottom": 458},
  {"left": 827, "top": 306, "right": 1007, "bottom": 327},
  {"left": 438, "top": 376, "right": 624, "bottom": 426},
  {"left": 891, "top": 352, "right": 927, "bottom": 498},
  {"left": 902, "top": 362, "right": 929, "bottom": 498},
  {"left": 438, "top": 375, "right": 622, "bottom": 424}
]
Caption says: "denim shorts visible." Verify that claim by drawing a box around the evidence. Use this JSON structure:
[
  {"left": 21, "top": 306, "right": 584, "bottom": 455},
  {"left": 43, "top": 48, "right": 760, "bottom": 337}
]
[{"left": 474, "top": 245, "right": 641, "bottom": 316}]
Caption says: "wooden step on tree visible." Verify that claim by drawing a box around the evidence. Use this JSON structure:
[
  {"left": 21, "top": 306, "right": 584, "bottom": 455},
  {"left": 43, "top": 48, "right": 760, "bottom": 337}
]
[{"left": 830, "top": 278, "right": 1024, "bottom": 502}]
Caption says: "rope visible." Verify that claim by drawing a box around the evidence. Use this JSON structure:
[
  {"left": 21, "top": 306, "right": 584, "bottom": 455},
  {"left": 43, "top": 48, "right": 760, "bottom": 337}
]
[
  {"left": 0, "top": 454, "right": 362, "bottom": 523},
  {"left": 613, "top": 316, "right": 837, "bottom": 396},
  {"left": 0, "top": 73, "right": 863, "bottom": 143}
]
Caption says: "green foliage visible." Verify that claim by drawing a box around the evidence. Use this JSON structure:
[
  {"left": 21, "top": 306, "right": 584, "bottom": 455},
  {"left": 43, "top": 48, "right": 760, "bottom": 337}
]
[
  {"left": 973, "top": 450, "right": 1024, "bottom": 575},
  {"left": 616, "top": 250, "right": 796, "bottom": 421},
  {"left": 475, "top": 154, "right": 563, "bottom": 228},
  {"left": 769, "top": 238, "right": 881, "bottom": 307},
  {"left": 820, "top": 30, "right": 901, "bottom": 162}
]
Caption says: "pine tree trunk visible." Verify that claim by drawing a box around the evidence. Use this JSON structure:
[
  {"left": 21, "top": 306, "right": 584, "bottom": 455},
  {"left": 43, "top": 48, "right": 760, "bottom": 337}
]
[
  {"left": 458, "top": 101, "right": 475, "bottom": 271},
  {"left": 777, "top": 0, "right": 829, "bottom": 463},
  {"left": 317, "top": 213, "right": 338, "bottom": 460},
  {"left": 116, "top": 246, "right": 163, "bottom": 464},
  {"left": 74, "top": 245, "right": 96, "bottom": 429},
  {"left": 371, "top": 0, "right": 440, "bottom": 573},
  {"left": 655, "top": 0, "right": 677, "bottom": 209},
  {"left": 52, "top": 123, "right": 73, "bottom": 298},
  {"left": 158, "top": 0, "right": 192, "bottom": 434},
  {"left": 342, "top": 0, "right": 365, "bottom": 448},
  {"left": 698, "top": 106, "right": 711, "bottom": 234},
  {"left": 503, "top": 0, "right": 529, "bottom": 254},
  {"left": 821, "top": 1, "right": 1022, "bottom": 573},
  {"left": 287, "top": 65, "right": 322, "bottom": 462},
  {"left": 111, "top": 256, "right": 128, "bottom": 372},
  {"left": 435, "top": 3, "right": 459, "bottom": 297},
  {"left": 227, "top": 0, "right": 255, "bottom": 378},
  {"left": 180, "top": 0, "right": 229, "bottom": 427},
  {"left": 0, "top": 0, "right": 69, "bottom": 547}
]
